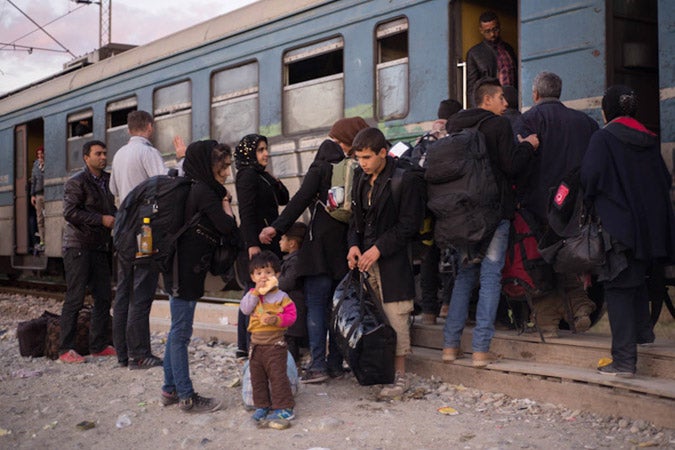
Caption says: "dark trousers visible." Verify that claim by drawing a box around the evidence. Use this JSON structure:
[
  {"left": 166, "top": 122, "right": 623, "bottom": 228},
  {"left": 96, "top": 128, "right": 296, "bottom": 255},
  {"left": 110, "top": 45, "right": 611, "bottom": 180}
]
[
  {"left": 60, "top": 248, "right": 112, "bottom": 354},
  {"left": 250, "top": 342, "right": 294, "bottom": 410},
  {"left": 419, "top": 244, "right": 452, "bottom": 314},
  {"left": 604, "top": 258, "right": 654, "bottom": 372},
  {"left": 112, "top": 256, "right": 159, "bottom": 361}
]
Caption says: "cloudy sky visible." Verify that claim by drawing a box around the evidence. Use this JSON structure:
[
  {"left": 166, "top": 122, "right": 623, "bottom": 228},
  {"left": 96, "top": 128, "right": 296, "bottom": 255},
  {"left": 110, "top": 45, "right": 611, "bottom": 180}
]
[{"left": 0, "top": 0, "right": 258, "bottom": 95}]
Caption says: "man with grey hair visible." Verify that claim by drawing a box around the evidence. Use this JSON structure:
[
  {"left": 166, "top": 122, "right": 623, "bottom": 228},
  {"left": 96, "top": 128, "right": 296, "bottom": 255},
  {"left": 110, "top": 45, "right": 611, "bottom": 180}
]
[{"left": 513, "top": 71, "right": 599, "bottom": 338}]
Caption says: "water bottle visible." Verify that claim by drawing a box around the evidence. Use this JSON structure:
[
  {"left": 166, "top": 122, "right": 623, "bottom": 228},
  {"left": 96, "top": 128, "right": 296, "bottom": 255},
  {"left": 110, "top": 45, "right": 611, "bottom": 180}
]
[{"left": 139, "top": 217, "right": 153, "bottom": 255}]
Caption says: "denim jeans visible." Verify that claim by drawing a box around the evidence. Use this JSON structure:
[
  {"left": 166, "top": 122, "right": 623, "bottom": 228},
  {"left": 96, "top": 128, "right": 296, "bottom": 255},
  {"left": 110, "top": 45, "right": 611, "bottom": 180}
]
[
  {"left": 304, "top": 274, "right": 342, "bottom": 373},
  {"left": 162, "top": 296, "right": 197, "bottom": 399},
  {"left": 112, "top": 256, "right": 159, "bottom": 361},
  {"left": 443, "top": 219, "right": 510, "bottom": 352}
]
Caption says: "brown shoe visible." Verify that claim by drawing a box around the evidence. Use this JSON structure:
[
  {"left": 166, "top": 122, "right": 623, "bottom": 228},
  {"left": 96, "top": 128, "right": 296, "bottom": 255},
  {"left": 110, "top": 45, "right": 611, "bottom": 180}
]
[
  {"left": 442, "top": 347, "right": 463, "bottom": 363},
  {"left": 472, "top": 351, "right": 499, "bottom": 368},
  {"left": 439, "top": 304, "right": 449, "bottom": 318},
  {"left": 420, "top": 313, "right": 437, "bottom": 325}
]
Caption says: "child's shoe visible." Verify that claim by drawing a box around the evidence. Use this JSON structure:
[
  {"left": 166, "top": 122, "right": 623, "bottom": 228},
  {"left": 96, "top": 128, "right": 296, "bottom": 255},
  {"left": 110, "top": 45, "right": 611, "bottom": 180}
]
[
  {"left": 251, "top": 408, "right": 269, "bottom": 422},
  {"left": 266, "top": 408, "right": 295, "bottom": 420}
]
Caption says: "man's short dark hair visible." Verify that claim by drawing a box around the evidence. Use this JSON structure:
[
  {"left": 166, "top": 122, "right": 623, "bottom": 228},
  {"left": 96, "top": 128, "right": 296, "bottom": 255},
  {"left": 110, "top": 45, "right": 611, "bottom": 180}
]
[
  {"left": 249, "top": 250, "right": 281, "bottom": 274},
  {"left": 437, "top": 99, "right": 462, "bottom": 120},
  {"left": 127, "top": 110, "right": 154, "bottom": 133},
  {"left": 533, "top": 72, "right": 562, "bottom": 99},
  {"left": 479, "top": 11, "right": 498, "bottom": 24},
  {"left": 352, "top": 127, "right": 387, "bottom": 154},
  {"left": 82, "top": 140, "right": 106, "bottom": 158},
  {"left": 474, "top": 77, "right": 502, "bottom": 107}
]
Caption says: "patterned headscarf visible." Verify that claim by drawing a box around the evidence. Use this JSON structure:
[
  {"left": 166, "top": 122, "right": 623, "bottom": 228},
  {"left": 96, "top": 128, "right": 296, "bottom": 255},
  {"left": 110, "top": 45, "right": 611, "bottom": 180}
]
[{"left": 234, "top": 134, "right": 267, "bottom": 171}]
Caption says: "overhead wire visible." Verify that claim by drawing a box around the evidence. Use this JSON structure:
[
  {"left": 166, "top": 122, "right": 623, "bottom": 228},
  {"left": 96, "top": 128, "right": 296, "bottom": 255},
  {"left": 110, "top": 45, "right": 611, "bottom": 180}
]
[{"left": 5, "top": 0, "right": 77, "bottom": 57}]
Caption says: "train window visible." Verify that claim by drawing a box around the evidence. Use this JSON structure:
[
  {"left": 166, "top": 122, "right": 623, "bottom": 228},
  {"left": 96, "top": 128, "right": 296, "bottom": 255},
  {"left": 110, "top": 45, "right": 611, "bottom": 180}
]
[
  {"left": 283, "top": 36, "right": 344, "bottom": 134},
  {"left": 376, "top": 18, "right": 409, "bottom": 120},
  {"left": 211, "top": 62, "right": 259, "bottom": 146},
  {"left": 106, "top": 96, "right": 137, "bottom": 163},
  {"left": 153, "top": 81, "right": 192, "bottom": 157},
  {"left": 67, "top": 110, "right": 93, "bottom": 171}
]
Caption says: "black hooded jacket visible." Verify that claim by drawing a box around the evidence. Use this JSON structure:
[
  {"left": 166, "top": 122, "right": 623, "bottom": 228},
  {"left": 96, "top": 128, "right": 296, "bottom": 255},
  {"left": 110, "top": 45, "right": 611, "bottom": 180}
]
[
  {"left": 445, "top": 108, "right": 535, "bottom": 220},
  {"left": 271, "top": 139, "right": 350, "bottom": 280},
  {"left": 581, "top": 118, "right": 675, "bottom": 262}
]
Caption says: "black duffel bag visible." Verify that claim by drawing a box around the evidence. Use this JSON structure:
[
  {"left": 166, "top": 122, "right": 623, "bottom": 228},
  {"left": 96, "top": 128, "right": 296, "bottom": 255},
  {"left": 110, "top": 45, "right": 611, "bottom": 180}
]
[{"left": 330, "top": 270, "right": 396, "bottom": 386}]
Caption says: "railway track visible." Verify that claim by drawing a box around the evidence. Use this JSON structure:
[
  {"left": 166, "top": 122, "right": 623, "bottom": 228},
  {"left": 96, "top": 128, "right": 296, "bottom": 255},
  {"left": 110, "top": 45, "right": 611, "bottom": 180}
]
[{"left": 3, "top": 279, "right": 674, "bottom": 428}]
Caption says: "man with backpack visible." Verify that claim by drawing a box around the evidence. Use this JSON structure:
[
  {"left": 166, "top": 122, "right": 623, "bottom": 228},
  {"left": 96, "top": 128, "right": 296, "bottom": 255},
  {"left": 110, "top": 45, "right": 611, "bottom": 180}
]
[
  {"left": 514, "top": 72, "right": 599, "bottom": 337},
  {"left": 259, "top": 117, "right": 369, "bottom": 383},
  {"left": 347, "top": 127, "right": 426, "bottom": 398},
  {"left": 439, "top": 78, "right": 539, "bottom": 367}
]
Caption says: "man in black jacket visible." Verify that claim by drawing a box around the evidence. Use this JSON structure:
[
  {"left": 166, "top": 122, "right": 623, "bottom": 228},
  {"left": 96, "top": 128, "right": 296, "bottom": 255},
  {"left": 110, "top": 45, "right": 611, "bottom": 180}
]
[
  {"left": 442, "top": 78, "right": 538, "bottom": 368},
  {"left": 59, "top": 140, "right": 117, "bottom": 363},
  {"left": 347, "top": 127, "right": 426, "bottom": 398},
  {"left": 514, "top": 71, "right": 599, "bottom": 337},
  {"left": 466, "top": 11, "right": 517, "bottom": 107}
]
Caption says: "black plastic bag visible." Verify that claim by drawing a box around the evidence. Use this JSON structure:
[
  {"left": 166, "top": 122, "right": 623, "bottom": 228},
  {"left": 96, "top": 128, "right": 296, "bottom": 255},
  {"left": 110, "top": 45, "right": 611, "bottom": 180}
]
[{"left": 330, "top": 270, "right": 396, "bottom": 386}]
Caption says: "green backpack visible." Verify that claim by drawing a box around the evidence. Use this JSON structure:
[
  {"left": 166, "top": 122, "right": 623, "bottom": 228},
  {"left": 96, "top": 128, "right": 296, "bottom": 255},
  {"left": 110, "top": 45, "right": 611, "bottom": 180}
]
[{"left": 325, "top": 157, "right": 357, "bottom": 223}]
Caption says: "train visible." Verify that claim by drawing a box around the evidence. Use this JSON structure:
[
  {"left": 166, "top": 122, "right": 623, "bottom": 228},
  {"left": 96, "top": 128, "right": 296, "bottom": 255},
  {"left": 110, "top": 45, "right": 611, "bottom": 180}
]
[{"left": 0, "top": 0, "right": 672, "bottom": 280}]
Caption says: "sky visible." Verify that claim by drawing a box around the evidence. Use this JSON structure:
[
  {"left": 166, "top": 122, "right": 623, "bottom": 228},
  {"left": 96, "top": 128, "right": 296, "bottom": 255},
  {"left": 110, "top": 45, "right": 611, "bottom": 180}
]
[{"left": 0, "top": 0, "right": 259, "bottom": 95}]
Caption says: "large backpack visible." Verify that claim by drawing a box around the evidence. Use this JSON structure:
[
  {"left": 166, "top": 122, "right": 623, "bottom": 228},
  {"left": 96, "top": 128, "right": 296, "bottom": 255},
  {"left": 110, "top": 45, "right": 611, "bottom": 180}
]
[
  {"left": 424, "top": 117, "right": 501, "bottom": 248},
  {"left": 324, "top": 158, "right": 358, "bottom": 223},
  {"left": 113, "top": 174, "right": 199, "bottom": 274}
]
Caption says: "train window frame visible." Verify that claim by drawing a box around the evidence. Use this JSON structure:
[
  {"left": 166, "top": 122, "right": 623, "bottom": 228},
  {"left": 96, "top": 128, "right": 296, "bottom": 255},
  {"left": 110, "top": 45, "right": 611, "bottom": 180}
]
[
  {"left": 375, "top": 17, "right": 410, "bottom": 121},
  {"left": 66, "top": 109, "right": 94, "bottom": 172},
  {"left": 106, "top": 96, "right": 137, "bottom": 164},
  {"left": 153, "top": 80, "right": 192, "bottom": 158},
  {"left": 210, "top": 61, "right": 260, "bottom": 147},
  {"left": 282, "top": 36, "right": 344, "bottom": 135}
]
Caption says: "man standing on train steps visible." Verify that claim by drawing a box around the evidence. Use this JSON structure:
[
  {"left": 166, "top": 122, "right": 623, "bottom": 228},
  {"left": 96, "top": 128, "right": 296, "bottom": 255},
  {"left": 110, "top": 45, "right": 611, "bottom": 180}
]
[
  {"left": 59, "top": 140, "right": 116, "bottom": 363},
  {"left": 110, "top": 110, "right": 167, "bottom": 370}
]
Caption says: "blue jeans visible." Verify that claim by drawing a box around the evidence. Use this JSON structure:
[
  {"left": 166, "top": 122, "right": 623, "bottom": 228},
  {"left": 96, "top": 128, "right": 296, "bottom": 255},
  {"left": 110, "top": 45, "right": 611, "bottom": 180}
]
[
  {"left": 443, "top": 219, "right": 510, "bottom": 352},
  {"left": 162, "top": 296, "right": 197, "bottom": 399},
  {"left": 304, "top": 274, "right": 342, "bottom": 373}
]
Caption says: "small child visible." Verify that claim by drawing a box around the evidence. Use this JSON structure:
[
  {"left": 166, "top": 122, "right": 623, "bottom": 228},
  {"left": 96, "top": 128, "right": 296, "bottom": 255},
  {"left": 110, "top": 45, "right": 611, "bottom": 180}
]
[
  {"left": 240, "top": 251, "right": 297, "bottom": 422},
  {"left": 278, "top": 222, "right": 308, "bottom": 364}
]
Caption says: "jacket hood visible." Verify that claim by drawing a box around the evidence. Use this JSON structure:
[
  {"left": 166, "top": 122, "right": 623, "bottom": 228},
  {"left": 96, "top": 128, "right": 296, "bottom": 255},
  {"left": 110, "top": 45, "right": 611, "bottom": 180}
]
[
  {"left": 313, "top": 139, "right": 345, "bottom": 164},
  {"left": 604, "top": 117, "right": 658, "bottom": 150},
  {"left": 446, "top": 108, "right": 495, "bottom": 133}
]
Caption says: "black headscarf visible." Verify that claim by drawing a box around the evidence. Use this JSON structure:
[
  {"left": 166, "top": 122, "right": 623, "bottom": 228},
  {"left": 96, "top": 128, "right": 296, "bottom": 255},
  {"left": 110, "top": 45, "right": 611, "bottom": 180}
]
[
  {"left": 183, "top": 140, "right": 228, "bottom": 199},
  {"left": 234, "top": 134, "right": 267, "bottom": 171},
  {"left": 602, "top": 85, "right": 639, "bottom": 122}
]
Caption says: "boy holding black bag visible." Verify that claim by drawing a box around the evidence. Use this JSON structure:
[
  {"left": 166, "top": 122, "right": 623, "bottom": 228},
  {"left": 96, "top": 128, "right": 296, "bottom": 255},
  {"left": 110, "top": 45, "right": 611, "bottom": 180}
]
[{"left": 346, "top": 127, "right": 426, "bottom": 398}]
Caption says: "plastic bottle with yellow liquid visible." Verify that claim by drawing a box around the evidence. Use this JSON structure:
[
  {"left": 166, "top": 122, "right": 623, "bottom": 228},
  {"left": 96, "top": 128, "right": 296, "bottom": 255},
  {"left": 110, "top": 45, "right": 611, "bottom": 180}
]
[{"left": 139, "top": 217, "right": 153, "bottom": 255}]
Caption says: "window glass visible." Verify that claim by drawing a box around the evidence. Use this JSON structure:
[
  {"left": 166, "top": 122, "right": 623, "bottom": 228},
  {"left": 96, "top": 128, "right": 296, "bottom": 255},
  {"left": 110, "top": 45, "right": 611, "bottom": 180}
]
[
  {"left": 106, "top": 96, "right": 137, "bottom": 163},
  {"left": 154, "top": 81, "right": 191, "bottom": 157},
  {"left": 211, "top": 63, "right": 259, "bottom": 146},
  {"left": 376, "top": 18, "right": 409, "bottom": 120},
  {"left": 67, "top": 109, "right": 93, "bottom": 171}
]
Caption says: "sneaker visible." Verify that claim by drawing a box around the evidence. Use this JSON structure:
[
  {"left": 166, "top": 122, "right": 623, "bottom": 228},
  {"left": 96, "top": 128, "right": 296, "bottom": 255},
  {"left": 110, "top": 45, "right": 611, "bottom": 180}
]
[
  {"left": 179, "top": 393, "right": 222, "bottom": 413},
  {"left": 379, "top": 372, "right": 410, "bottom": 398},
  {"left": 59, "top": 349, "right": 86, "bottom": 364},
  {"left": 439, "top": 304, "right": 449, "bottom": 318},
  {"left": 265, "top": 408, "right": 295, "bottom": 420},
  {"left": 91, "top": 345, "right": 117, "bottom": 357},
  {"left": 420, "top": 313, "right": 437, "bottom": 325},
  {"left": 118, "top": 359, "right": 129, "bottom": 368},
  {"left": 441, "top": 347, "right": 463, "bottom": 363},
  {"left": 128, "top": 355, "right": 163, "bottom": 370},
  {"left": 574, "top": 315, "right": 592, "bottom": 333},
  {"left": 251, "top": 407, "right": 269, "bottom": 422},
  {"left": 597, "top": 363, "right": 635, "bottom": 378},
  {"left": 160, "top": 390, "right": 179, "bottom": 406},
  {"left": 300, "top": 370, "right": 329, "bottom": 384},
  {"left": 472, "top": 351, "right": 499, "bottom": 368}
]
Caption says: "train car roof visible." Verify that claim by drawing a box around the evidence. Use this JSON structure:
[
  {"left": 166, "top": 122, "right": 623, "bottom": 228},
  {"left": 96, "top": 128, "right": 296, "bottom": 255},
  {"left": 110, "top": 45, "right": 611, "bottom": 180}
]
[{"left": 0, "top": 0, "right": 330, "bottom": 116}]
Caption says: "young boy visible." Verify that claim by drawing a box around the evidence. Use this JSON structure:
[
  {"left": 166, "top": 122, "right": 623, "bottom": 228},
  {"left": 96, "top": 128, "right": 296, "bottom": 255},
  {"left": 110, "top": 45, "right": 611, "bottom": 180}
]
[
  {"left": 278, "top": 222, "right": 308, "bottom": 363},
  {"left": 346, "top": 127, "right": 426, "bottom": 398},
  {"left": 240, "top": 251, "right": 297, "bottom": 422}
]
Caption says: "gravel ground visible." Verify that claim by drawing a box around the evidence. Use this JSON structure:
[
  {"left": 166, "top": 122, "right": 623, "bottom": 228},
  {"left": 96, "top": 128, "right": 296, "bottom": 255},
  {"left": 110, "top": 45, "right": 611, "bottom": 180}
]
[{"left": 0, "top": 293, "right": 673, "bottom": 450}]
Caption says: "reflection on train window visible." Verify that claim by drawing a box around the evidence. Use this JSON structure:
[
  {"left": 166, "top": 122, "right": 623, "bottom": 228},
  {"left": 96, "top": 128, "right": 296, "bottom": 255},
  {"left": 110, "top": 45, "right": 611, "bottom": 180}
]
[
  {"left": 283, "top": 36, "right": 344, "bottom": 134},
  {"left": 211, "top": 62, "right": 259, "bottom": 147},
  {"left": 67, "top": 110, "right": 93, "bottom": 171},
  {"left": 376, "top": 17, "right": 409, "bottom": 120},
  {"left": 153, "top": 80, "right": 192, "bottom": 157},
  {"left": 106, "top": 96, "right": 137, "bottom": 163}
]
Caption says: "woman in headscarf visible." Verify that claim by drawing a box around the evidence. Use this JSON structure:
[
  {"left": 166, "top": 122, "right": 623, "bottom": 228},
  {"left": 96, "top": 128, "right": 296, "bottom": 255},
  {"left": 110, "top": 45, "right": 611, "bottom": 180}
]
[
  {"left": 234, "top": 134, "right": 289, "bottom": 358},
  {"left": 161, "top": 140, "right": 237, "bottom": 413},
  {"left": 581, "top": 85, "right": 675, "bottom": 377}
]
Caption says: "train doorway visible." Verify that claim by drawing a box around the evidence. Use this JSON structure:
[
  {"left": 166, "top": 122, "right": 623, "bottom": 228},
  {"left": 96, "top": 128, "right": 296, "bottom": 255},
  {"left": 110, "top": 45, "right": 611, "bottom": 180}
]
[{"left": 14, "top": 118, "right": 44, "bottom": 256}]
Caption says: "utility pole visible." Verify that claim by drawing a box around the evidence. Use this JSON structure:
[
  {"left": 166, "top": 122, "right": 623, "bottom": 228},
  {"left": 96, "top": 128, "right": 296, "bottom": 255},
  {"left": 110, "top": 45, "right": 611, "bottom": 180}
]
[{"left": 72, "top": 0, "right": 111, "bottom": 48}]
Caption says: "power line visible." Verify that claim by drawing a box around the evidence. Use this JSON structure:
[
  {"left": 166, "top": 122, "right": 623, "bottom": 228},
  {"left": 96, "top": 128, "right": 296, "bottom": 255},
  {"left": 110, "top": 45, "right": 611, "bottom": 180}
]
[
  {"left": 6, "top": 0, "right": 76, "bottom": 57},
  {"left": 0, "top": 4, "right": 86, "bottom": 51},
  {"left": 0, "top": 42, "right": 69, "bottom": 54}
]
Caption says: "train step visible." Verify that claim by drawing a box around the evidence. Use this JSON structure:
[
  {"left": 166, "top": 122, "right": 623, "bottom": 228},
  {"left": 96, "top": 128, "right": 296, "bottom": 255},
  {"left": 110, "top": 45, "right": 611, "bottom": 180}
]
[{"left": 10, "top": 254, "right": 48, "bottom": 271}]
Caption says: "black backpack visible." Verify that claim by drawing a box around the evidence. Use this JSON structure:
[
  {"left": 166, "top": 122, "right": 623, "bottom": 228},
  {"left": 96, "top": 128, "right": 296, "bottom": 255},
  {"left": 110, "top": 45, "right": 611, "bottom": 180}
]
[
  {"left": 424, "top": 117, "right": 501, "bottom": 247},
  {"left": 113, "top": 174, "right": 199, "bottom": 274}
]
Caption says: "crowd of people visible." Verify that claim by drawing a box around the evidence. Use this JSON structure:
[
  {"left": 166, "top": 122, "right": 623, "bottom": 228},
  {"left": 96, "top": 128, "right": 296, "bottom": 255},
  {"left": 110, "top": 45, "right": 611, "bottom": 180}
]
[{"left": 47, "top": 10, "right": 674, "bottom": 426}]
